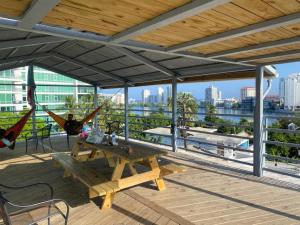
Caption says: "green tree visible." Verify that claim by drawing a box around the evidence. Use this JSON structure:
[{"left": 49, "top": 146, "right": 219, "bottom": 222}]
[
  {"left": 205, "top": 104, "right": 218, "bottom": 124},
  {"left": 168, "top": 92, "right": 198, "bottom": 148}
]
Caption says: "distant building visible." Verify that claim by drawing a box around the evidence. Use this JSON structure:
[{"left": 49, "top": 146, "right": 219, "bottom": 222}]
[
  {"left": 0, "top": 67, "right": 93, "bottom": 114},
  {"left": 279, "top": 78, "right": 285, "bottom": 105},
  {"left": 241, "top": 95, "right": 280, "bottom": 110},
  {"left": 224, "top": 98, "right": 238, "bottom": 109},
  {"left": 280, "top": 74, "right": 300, "bottom": 110},
  {"left": 205, "top": 85, "right": 219, "bottom": 106},
  {"left": 166, "top": 85, "right": 171, "bottom": 103},
  {"left": 241, "top": 97, "right": 255, "bottom": 110},
  {"left": 148, "top": 95, "right": 157, "bottom": 104},
  {"left": 241, "top": 87, "right": 255, "bottom": 101},
  {"left": 157, "top": 87, "right": 164, "bottom": 103},
  {"left": 112, "top": 93, "right": 124, "bottom": 105},
  {"left": 142, "top": 89, "right": 151, "bottom": 104}
]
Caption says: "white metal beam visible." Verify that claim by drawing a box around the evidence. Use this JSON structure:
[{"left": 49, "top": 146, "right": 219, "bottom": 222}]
[
  {"left": 0, "top": 52, "right": 51, "bottom": 65},
  {"left": 110, "top": 46, "right": 183, "bottom": 81},
  {"left": 0, "top": 36, "right": 65, "bottom": 50},
  {"left": 53, "top": 53, "right": 132, "bottom": 85},
  {"left": 0, "top": 18, "right": 255, "bottom": 67},
  {"left": 109, "top": 0, "right": 230, "bottom": 43},
  {"left": 18, "top": 0, "right": 60, "bottom": 29},
  {"left": 167, "top": 12, "right": 300, "bottom": 52},
  {"left": 208, "top": 36, "right": 300, "bottom": 58}
]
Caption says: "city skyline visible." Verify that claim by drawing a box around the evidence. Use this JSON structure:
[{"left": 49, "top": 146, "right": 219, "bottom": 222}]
[{"left": 100, "top": 62, "right": 300, "bottom": 102}]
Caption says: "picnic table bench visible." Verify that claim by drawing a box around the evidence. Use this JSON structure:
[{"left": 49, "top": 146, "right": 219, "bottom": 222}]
[{"left": 52, "top": 140, "right": 185, "bottom": 209}]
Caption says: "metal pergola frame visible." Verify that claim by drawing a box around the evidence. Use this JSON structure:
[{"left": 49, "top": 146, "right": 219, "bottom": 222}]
[{"left": 1, "top": 0, "right": 298, "bottom": 178}]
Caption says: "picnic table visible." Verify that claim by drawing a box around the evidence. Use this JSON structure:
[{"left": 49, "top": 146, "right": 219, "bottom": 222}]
[{"left": 52, "top": 139, "right": 185, "bottom": 210}]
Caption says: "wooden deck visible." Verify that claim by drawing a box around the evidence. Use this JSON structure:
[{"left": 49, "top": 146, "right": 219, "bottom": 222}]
[{"left": 1, "top": 137, "right": 300, "bottom": 225}]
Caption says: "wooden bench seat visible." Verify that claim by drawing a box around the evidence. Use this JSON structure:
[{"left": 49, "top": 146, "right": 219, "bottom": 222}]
[
  {"left": 52, "top": 153, "right": 119, "bottom": 198},
  {"left": 137, "top": 161, "right": 186, "bottom": 177},
  {"left": 160, "top": 163, "right": 186, "bottom": 176}
]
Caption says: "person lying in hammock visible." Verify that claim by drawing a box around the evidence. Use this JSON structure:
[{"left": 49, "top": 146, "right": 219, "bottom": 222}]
[
  {"left": 0, "top": 129, "right": 15, "bottom": 149},
  {"left": 64, "top": 113, "right": 84, "bottom": 135},
  {"left": 43, "top": 105, "right": 102, "bottom": 136}
]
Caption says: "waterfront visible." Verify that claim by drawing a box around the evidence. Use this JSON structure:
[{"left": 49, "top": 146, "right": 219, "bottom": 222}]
[{"left": 128, "top": 106, "right": 296, "bottom": 124}]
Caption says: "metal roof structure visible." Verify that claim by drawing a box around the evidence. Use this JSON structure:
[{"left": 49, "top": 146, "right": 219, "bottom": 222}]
[{"left": 1, "top": 0, "right": 298, "bottom": 87}]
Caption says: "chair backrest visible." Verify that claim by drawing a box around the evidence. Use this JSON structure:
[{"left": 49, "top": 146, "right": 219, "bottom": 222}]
[
  {"left": 41, "top": 124, "right": 52, "bottom": 138},
  {"left": 0, "top": 193, "right": 11, "bottom": 225}
]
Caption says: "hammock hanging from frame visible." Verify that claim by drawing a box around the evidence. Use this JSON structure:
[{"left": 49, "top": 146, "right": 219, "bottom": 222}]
[
  {"left": 0, "top": 108, "right": 34, "bottom": 148},
  {"left": 44, "top": 106, "right": 102, "bottom": 135}
]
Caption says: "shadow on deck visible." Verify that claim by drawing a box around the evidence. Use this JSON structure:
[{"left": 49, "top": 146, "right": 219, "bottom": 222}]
[{"left": 0, "top": 136, "right": 300, "bottom": 225}]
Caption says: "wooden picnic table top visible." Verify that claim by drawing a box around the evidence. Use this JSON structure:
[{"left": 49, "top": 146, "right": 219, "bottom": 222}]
[{"left": 79, "top": 139, "right": 168, "bottom": 162}]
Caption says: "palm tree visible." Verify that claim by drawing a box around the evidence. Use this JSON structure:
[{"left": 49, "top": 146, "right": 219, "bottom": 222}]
[{"left": 168, "top": 92, "right": 198, "bottom": 148}]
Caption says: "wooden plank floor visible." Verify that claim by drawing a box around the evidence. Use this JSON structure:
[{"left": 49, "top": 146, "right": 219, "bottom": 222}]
[{"left": 0, "top": 136, "right": 300, "bottom": 225}]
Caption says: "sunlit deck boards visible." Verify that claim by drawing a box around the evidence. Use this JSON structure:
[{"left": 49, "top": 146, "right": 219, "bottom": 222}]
[{"left": 0, "top": 139, "right": 300, "bottom": 225}]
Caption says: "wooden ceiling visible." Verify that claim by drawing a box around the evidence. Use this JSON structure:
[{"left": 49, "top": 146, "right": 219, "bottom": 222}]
[{"left": 0, "top": 0, "right": 300, "bottom": 65}]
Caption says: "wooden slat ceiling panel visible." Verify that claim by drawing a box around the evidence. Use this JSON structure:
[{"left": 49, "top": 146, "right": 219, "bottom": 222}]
[
  {"left": 0, "top": 0, "right": 32, "bottom": 18},
  {"left": 193, "top": 24, "right": 300, "bottom": 55},
  {"left": 255, "top": 53, "right": 300, "bottom": 64},
  {"left": 231, "top": 42, "right": 300, "bottom": 59},
  {"left": 134, "top": 0, "right": 299, "bottom": 47},
  {"left": 42, "top": 0, "right": 190, "bottom": 36}
]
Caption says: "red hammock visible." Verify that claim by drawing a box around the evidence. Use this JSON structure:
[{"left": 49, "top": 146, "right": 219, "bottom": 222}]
[
  {"left": 0, "top": 109, "right": 34, "bottom": 148},
  {"left": 45, "top": 106, "right": 102, "bottom": 134}
]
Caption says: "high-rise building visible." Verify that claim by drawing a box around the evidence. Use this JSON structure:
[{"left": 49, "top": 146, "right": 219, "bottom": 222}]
[
  {"left": 240, "top": 87, "right": 255, "bottom": 101},
  {"left": 205, "top": 85, "right": 219, "bottom": 105},
  {"left": 279, "top": 78, "right": 285, "bottom": 102},
  {"left": 142, "top": 89, "right": 151, "bottom": 104},
  {"left": 166, "top": 85, "right": 171, "bottom": 103},
  {"left": 0, "top": 67, "right": 93, "bottom": 114},
  {"left": 112, "top": 93, "right": 125, "bottom": 105},
  {"left": 280, "top": 74, "right": 300, "bottom": 110},
  {"left": 157, "top": 87, "right": 164, "bottom": 103}
]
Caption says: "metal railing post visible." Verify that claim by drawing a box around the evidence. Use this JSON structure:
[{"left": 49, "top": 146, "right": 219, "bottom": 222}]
[
  {"left": 254, "top": 66, "right": 264, "bottom": 177},
  {"left": 124, "top": 85, "right": 129, "bottom": 141},
  {"left": 93, "top": 85, "right": 98, "bottom": 128},
  {"left": 28, "top": 65, "right": 36, "bottom": 134},
  {"left": 263, "top": 116, "right": 268, "bottom": 169},
  {"left": 171, "top": 77, "right": 177, "bottom": 152}
]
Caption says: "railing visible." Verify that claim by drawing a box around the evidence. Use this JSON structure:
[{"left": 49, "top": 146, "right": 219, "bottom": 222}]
[
  {"left": 263, "top": 114, "right": 300, "bottom": 178},
  {"left": 1, "top": 104, "right": 299, "bottom": 180},
  {"left": 103, "top": 108, "right": 300, "bottom": 180}
]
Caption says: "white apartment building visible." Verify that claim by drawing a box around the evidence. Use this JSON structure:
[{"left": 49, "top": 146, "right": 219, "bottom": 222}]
[
  {"left": 142, "top": 89, "right": 151, "bottom": 104},
  {"left": 157, "top": 87, "right": 164, "bottom": 103},
  {"left": 280, "top": 74, "right": 300, "bottom": 110},
  {"left": 205, "top": 85, "right": 220, "bottom": 106}
]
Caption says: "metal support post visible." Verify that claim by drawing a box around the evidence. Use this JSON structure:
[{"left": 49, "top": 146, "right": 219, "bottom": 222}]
[
  {"left": 124, "top": 85, "right": 129, "bottom": 141},
  {"left": 93, "top": 85, "right": 98, "bottom": 128},
  {"left": 171, "top": 77, "right": 178, "bottom": 152},
  {"left": 28, "top": 65, "right": 36, "bottom": 134},
  {"left": 253, "top": 66, "right": 264, "bottom": 177}
]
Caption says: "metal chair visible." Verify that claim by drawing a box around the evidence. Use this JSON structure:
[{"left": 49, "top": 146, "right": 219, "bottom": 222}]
[
  {"left": 0, "top": 183, "right": 69, "bottom": 225},
  {"left": 105, "top": 121, "right": 121, "bottom": 135},
  {"left": 25, "top": 124, "right": 53, "bottom": 153}
]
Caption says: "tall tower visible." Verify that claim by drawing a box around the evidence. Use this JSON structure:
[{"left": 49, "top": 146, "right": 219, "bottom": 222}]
[
  {"left": 157, "top": 87, "right": 164, "bottom": 103},
  {"left": 142, "top": 89, "right": 150, "bottom": 104},
  {"left": 205, "top": 85, "right": 219, "bottom": 105}
]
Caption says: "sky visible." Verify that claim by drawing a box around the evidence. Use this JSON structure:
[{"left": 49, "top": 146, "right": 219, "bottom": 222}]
[{"left": 100, "top": 62, "right": 300, "bottom": 101}]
